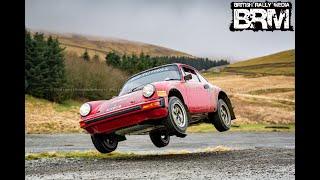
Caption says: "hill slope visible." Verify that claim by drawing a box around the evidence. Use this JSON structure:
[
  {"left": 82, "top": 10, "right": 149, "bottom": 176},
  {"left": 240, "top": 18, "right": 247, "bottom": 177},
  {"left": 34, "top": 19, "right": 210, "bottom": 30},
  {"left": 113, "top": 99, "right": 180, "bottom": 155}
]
[
  {"left": 29, "top": 30, "right": 193, "bottom": 59},
  {"left": 224, "top": 49, "right": 295, "bottom": 76}
]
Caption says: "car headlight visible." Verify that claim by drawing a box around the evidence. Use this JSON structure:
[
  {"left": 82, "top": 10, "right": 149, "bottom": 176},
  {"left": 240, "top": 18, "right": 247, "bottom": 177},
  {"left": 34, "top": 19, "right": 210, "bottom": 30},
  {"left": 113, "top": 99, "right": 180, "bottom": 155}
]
[
  {"left": 142, "top": 84, "right": 155, "bottom": 98},
  {"left": 80, "top": 103, "right": 91, "bottom": 117}
]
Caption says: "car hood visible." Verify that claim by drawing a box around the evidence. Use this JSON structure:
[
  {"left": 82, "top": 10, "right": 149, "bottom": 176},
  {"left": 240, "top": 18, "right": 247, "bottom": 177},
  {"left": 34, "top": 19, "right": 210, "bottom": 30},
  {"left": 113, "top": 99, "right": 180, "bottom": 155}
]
[{"left": 94, "top": 90, "right": 146, "bottom": 115}]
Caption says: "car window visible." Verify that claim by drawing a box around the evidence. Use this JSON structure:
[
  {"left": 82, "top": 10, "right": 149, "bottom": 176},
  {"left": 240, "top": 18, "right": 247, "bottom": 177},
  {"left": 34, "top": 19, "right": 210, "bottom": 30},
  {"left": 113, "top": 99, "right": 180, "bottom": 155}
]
[
  {"left": 182, "top": 67, "right": 200, "bottom": 82},
  {"left": 197, "top": 72, "right": 208, "bottom": 83}
]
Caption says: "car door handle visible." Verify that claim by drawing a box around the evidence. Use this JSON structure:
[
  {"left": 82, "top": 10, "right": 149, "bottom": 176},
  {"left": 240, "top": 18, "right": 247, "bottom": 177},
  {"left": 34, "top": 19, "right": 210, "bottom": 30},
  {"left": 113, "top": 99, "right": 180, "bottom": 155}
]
[{"left": 204, "top": 84, "right": 209, "bottom": 89}]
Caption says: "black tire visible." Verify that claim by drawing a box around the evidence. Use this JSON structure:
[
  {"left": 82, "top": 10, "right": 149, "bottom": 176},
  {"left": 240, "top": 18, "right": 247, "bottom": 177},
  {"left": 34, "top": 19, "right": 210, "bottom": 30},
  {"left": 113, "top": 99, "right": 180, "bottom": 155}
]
[
  {"left": 164, "top": 96, "right": 189, "bottom": 136},
  {"left": 91, "top": 133, "right": 118, "bottom": 153},
  {"left": 209, "top": 98, "right": 232, "bottom": 132},
  {"left": 149, "top": 130, "right": 170, "bottom": 148}
]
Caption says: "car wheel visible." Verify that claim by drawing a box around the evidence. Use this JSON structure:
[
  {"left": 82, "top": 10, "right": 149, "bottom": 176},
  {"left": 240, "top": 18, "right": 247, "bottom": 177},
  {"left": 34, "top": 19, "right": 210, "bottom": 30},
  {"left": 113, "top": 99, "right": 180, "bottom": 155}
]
[
  {"left": 209, "top": 98, "right": 232, "bottom": 132},
  {"left": 165, "top": 96, "right": 189, "bottom": 136},
  {"left": 91, "top": 133, "right": 118, "bottom": 153},
  {"left": 149, "top": 130, "right": 170, "bottom": 148}
]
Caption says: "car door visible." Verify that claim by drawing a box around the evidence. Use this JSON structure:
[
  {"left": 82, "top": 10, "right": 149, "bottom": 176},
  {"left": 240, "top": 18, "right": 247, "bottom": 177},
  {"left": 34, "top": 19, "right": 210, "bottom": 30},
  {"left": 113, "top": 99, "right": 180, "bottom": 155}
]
[
  {"left": 181, "top": 66, "right": 211, "bottom": 113},
  {"left": 196, "top": 71, "right": 216, "bottom": 112}
]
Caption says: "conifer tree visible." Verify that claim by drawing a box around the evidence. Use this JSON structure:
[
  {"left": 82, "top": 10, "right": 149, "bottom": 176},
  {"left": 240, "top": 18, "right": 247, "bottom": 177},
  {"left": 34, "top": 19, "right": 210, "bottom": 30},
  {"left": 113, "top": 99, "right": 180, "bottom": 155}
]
[
  {"left": 25, "top": 30, "right": 67, "bottom": 102},
  {"left": 82, "top": 49, "right": 90, "bottom": 61},
  {"left": 105, "top": 51, "right": 120, "bottom": 66},
  {"left": 46, "top": 36, "right": 67, "bottom": 102}
]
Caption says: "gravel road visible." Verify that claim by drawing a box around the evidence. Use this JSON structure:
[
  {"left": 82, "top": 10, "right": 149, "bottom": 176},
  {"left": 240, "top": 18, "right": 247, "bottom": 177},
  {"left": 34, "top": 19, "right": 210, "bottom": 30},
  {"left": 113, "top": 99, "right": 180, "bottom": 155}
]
[
  {"left": 25, "top": 132, "right": 295, "bottom": 179},
  {"left": 25, "top": 132, "right": 294, "bottom": 153}
]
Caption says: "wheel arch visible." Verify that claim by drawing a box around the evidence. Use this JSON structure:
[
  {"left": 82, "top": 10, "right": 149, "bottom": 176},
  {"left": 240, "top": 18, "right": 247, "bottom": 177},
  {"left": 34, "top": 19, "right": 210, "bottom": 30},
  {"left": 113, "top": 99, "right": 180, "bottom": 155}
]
[
  {"left": 168, "top": 88, "right": 186, "bottom": 105},
  {"left": 168, "top": 88, "right": 190, "bottom": 113},
  {"left": 217, "top": 91, "right": 236, "bottom": 120}
]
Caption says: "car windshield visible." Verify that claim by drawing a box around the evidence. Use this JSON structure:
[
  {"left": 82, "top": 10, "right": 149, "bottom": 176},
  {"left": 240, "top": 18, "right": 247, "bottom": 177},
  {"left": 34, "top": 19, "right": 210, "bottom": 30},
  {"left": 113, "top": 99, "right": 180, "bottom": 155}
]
[{"left": 119, "top": 65, "right": 181, "bottom": 96}]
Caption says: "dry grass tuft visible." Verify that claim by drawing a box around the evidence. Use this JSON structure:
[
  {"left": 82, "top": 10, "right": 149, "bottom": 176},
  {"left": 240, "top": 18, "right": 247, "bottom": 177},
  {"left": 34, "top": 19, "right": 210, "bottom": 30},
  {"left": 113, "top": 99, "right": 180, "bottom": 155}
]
[
  {"left": 202, "top": 145, "right": 232, "bottom": 152},
  {"left": 204, "top": 74, "right": 295, "bottom": 125},
  {"left": 25, "top": 95, "right": 83, "bottom": 134},
  {"left": 33, "top": 31, "right": 193, "bottom": 59}
]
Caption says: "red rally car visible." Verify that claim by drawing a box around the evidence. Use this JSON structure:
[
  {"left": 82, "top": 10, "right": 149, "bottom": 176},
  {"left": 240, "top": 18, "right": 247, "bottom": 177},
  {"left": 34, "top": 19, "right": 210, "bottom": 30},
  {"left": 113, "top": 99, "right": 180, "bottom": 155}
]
[{"left": 79, "top": 63, "right": 236, "bottom": 153}]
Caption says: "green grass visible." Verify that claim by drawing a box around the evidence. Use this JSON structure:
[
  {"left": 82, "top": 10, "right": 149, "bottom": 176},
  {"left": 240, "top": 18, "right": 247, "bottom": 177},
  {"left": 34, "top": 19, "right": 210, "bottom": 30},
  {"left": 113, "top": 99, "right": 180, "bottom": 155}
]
[
  {"left": 25, "top": 94, "right": 51, "bottom": 104},
  {"left": 53, "top": 99, "right": 82, "bottom": 112},
  {"left": 25, "top": 94, "right": 81, "bottom": 112},
  {"left": 187, "top": 123, "right": 295, "bottom": 133}
]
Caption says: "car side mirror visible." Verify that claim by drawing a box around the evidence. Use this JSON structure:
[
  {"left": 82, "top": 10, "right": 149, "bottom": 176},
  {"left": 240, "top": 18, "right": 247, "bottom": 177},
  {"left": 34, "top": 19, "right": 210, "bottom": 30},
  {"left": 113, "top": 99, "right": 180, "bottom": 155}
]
[{"left": 184, "top": 74, "right": 192, "bottom": 81}]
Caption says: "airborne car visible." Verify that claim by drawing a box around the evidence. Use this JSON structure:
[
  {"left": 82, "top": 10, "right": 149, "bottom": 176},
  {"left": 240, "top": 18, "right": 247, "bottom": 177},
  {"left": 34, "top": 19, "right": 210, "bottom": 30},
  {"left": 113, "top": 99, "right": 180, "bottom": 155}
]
[{"left": 79, "top": 63, "right": 235, "bottom": 153}]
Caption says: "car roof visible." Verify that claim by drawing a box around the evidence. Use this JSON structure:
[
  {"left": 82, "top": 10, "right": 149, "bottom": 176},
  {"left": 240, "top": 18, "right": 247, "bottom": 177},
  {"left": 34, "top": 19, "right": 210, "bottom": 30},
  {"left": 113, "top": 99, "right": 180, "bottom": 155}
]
[{"left": 176, "top": 63, "right": 197, "bottom": 71}]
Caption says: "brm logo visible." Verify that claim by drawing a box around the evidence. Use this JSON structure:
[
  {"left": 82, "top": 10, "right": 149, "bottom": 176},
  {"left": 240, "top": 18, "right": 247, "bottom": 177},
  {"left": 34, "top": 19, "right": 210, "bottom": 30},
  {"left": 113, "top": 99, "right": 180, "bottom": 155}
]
[{"left": 230, "top": 1, "right": 293, "bottom": 31}]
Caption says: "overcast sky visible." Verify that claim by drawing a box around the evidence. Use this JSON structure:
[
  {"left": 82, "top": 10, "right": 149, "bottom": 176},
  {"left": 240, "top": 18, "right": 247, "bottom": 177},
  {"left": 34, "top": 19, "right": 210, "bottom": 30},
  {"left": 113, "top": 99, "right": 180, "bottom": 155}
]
[{"left": 25, "top": 0, "right": 295, "bottom": 61}]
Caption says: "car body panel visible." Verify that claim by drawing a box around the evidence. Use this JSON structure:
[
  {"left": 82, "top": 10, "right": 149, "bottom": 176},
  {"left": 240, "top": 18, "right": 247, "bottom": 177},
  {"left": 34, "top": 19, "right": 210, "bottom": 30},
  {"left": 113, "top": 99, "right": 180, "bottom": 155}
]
[{"left": 80, "top": 63, "right": 235, "bottom": 135}]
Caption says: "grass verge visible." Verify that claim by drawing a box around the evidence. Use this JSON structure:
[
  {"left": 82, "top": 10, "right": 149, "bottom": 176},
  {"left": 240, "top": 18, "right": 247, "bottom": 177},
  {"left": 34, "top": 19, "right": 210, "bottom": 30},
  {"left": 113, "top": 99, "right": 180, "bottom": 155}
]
[
  {"left": 187, "top": 123, "right": 295, "bottom": 133},
  {"left": 25, "top": 150, "right": 135, "bottom": 160},
  {"left": 25, "top": 146, "right": 231, "bottom": 160},
  {"left": 25, "top": 95, "right": 83, "bottom": 134}
]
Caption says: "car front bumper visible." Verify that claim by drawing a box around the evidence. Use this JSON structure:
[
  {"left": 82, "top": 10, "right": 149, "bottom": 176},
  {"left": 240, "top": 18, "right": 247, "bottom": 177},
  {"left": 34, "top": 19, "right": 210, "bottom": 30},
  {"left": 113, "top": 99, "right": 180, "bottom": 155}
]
[{"left": 79, "top": 97, "right": 168, "bottom": 134}]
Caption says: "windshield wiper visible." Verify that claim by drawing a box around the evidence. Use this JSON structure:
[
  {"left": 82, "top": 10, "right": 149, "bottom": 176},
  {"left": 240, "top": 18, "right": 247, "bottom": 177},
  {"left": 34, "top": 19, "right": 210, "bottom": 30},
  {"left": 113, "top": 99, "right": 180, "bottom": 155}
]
[
  {"left": 131, "top": 86, "right": 143, "bottom": 92},
  {"left": 165, "top": 78, "right": 180, "bottom": 81},
  {"left": 130, "top": 84, "right": 147, "bottom": 93}
]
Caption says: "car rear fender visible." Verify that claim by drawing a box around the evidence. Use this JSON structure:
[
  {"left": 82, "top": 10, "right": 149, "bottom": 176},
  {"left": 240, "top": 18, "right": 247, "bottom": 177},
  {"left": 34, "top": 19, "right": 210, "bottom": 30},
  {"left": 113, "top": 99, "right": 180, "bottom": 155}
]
[{"left": 216, "top": 90, "right": 236, "bottom": 120}]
